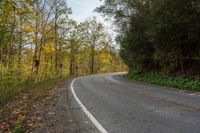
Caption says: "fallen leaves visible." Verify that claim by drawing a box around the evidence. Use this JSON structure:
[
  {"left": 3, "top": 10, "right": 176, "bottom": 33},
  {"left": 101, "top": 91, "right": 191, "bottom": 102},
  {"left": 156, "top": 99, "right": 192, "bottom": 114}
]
[
  {"left": 48, "top": 112, "right": 56, "bottom": 115},
  {"left": 0, "top": 78, "right": 65, "bottom": 132}
]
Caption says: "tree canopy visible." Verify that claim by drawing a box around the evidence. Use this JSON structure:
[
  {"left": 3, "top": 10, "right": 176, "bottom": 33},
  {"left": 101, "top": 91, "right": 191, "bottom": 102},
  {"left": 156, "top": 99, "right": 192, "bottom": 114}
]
[
  {"left": 0, "top": 0, "right": 125, "bottom": 91},
  {"left": 97, "top": 0, "right": 200, "bottom": 75}
]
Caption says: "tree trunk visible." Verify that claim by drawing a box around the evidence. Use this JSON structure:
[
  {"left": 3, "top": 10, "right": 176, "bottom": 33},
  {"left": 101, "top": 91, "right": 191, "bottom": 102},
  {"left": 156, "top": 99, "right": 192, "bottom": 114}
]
[
  {"left": 54, "top": 4, "right": 58, "bottom": 72},
  {"left": 18, "top": 15, "right": 23, "bottom": 78},
  {"left": 70, "top": 50, "right": 75, "bottom": 75},
  {"left": 32, "top": 10, "right": 39, "bottom": 75},
  {"left": 8, "top": 5, "right": 16, "bottom": 67},
  {"left": 90, "top": 46, "right": 95, "bottom": 74}
]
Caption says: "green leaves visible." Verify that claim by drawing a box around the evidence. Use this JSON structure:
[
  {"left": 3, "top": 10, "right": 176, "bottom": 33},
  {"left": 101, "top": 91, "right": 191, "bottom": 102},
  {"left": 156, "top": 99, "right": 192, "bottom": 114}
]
[
  {"left": 13, "top": 125, "right": 22, "bottom": 133},
  {"left": 128, "top": 69, "right": 200, "bottom": 91},
  {"left": 98, "top": 0, "right": 200, "bottom": 75},
  {"left": 0, "top": 28, "right": 7, "bottom": 48}
]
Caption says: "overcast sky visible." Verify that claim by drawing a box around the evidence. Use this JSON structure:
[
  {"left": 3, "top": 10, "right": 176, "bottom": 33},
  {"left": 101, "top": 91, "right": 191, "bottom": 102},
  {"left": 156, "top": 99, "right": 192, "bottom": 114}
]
[
  {"left": 67, "top": 0, "right": 117, "bottom": 46},
  {"left": 67, "top": 0, "right": 103, "bottom": 22}
]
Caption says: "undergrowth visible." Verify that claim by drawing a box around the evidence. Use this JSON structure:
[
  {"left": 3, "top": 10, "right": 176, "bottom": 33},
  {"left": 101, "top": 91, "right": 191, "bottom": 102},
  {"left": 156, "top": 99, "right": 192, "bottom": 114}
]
[
  {"left": 0, "top": 75, "right": 65, "bottom": 101},
  {"left": 127, "top": 70, "right": 200, "bottom": 91}
]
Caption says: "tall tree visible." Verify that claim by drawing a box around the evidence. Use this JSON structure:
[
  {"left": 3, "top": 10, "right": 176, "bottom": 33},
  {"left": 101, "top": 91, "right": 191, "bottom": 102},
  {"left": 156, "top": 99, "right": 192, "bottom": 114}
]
[
  {"left": 147, "top": 0, "right": 200, "bottom": 74},
  {"left": 82, "top": 17, "right": 106, "bottom": 74},
  {"left": 97, "top": 0, "right": 200, "bottom": 75}
]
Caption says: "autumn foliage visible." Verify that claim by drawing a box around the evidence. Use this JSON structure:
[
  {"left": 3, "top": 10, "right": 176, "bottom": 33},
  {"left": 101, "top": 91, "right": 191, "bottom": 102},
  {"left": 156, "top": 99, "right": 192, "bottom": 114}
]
[{"left": 0, "top": 0, "right": 125, "bottom": 101}]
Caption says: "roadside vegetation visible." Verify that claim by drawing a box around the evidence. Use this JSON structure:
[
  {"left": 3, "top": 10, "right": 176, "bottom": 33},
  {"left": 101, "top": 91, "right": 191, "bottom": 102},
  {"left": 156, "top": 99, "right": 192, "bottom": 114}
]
[
  {"left": 97, "top": 0, "right": 200, "bottom": 91},
  {"left": 127, "top": 70, "right": 200, "bottom": 91},
  {"left": 0, "top": 0, "right": 125, "bottom": 101},
  {"left": 0, "top": 77, "right": 66, "bottom": 132},
  {"left": 0, "top": 75, "right": 63, "bottom": 101},
  {"left": 0, "top": 0, "right": 126, "bottom": 132}
]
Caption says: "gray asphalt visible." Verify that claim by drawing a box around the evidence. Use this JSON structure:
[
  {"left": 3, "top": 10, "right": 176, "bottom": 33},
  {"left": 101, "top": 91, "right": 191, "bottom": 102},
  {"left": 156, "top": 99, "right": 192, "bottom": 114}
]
[{"left": 71, "top": 73, "right": 200, "bottom": 133}]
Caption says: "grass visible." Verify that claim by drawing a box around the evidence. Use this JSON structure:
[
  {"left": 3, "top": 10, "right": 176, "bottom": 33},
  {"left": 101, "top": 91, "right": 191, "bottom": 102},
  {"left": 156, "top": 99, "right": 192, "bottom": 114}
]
[
  {"left": 13, "top": 125, "right": 21, "bottom": 133},
  {"left": 127, "top": 70, "right": 200, "bottom": 91},
  {"left": 0, "top": 75, "right": 66, "bottom": 101},
  {"left": 0, "top": 75, "right": 68, "bottom": 132}
]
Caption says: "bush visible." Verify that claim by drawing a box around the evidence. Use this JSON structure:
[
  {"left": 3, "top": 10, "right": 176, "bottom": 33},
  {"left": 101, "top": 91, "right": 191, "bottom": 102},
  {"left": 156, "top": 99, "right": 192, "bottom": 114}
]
[{"left": 127, "top": 69, "right": 200, "bottom": 91}]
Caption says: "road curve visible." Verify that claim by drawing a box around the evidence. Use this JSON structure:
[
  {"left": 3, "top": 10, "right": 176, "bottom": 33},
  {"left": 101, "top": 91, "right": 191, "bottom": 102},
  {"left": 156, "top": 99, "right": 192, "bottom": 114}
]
[{"left": 71, "top": 73, "right": 200, "bottom": 133}]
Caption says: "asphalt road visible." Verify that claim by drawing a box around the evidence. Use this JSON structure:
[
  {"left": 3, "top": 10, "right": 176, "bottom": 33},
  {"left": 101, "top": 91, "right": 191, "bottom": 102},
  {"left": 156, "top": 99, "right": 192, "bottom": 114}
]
[{"left": 71, "top": 73, "right": 200, "bottom": 133}]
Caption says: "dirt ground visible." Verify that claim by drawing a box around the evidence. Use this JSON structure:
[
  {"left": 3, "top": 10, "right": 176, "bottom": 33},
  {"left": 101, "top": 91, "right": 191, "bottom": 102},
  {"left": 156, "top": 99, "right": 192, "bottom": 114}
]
[
  {"left": 31, "top": 80, "right": 80, "bottom": 133},
  {"left": 0, "top": 79, "right": 80, "bottom": 133}
]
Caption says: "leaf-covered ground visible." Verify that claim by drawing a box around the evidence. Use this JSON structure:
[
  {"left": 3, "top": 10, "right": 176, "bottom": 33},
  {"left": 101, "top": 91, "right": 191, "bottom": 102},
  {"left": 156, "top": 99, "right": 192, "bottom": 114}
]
[{"left": 0, "top": 78, "right": 79, "bottom": 133}]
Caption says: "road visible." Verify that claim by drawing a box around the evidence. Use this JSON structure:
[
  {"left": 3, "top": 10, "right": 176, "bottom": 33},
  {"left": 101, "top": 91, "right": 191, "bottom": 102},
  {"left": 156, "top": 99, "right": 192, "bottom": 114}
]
[{"left": 70, "top": 73, "right": 200, "bottom": 133}]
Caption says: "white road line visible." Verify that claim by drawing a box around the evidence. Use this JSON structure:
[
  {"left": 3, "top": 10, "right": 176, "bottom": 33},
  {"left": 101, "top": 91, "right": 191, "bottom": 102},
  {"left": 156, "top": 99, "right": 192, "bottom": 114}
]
[{"left": 71, "top": 78, "right": 108, "bottom": 133}]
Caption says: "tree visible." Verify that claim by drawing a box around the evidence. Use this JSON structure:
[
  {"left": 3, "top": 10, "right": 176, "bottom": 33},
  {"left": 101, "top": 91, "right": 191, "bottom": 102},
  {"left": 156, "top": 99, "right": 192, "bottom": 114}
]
[
  {"left": 0, "top": 0, "right": 125, "bottom": 90},
  {"left": 53, "top": 0, "right": 71, "bottom": 71},
  {"left": 0, "top": 0, "right": 71, "bottom": 81},
  {"left": 97, "top": 0, "right": 200, "bottom": 75},
  {"left": 147, "top": 0, "right": 200, "bottom": 74},
  {"left": 65, "top": 20, "right": 84, "bottom": 75},
  {"left": 82, "top": 17, "right": 107, "bottom": 74}
]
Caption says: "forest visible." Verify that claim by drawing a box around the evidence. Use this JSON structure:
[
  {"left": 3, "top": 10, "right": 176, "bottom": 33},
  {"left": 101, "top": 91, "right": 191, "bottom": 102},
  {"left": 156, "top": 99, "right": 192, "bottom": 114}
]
[
  {"left": 0, "top": 0, "right": 125, "bottom": 101},
  {"left": 1, "top": 0, "right": 200, "bottom": 101},
  {"left": 97, "top": 0, "right": 200, "bottom": 90},
  {"left": 1, "top": 0, "right": 200, "bottom": 132}
]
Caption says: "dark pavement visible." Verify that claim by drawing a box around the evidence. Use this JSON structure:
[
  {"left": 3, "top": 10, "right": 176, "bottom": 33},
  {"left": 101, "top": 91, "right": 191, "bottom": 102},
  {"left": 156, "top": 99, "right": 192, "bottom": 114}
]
[{"left": 70, "top": 73, "right": 200, "bottom": 133}]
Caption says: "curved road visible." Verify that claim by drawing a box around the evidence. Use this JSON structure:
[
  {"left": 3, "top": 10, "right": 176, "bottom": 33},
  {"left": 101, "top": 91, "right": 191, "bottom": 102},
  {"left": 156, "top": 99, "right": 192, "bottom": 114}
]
[{"left": 71, "top": 73, "right": 200, "bottom": 133}]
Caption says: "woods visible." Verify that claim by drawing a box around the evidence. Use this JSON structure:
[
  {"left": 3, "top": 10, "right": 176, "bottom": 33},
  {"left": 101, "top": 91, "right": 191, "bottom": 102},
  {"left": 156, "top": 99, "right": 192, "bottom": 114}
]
[
  {"left": 1, "top": 0, "right": 199, "bottom": 98},
  {"left": 0, "top": 0, "right": 124, "bottom": 100},
  {"left": 97, "top": 0, "right": 200, "bottom": 90},
  {"left": 97, "top": 0, "right": 200, "bottom": 75},
  {"left": 1, "top": 0, "right": 200, "bottom": 132}
]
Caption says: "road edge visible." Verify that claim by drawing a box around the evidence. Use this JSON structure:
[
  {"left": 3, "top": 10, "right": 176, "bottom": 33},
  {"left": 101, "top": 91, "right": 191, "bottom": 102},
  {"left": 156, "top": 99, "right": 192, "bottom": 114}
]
[{"left": 70, "top": 78, "right": 108, "bottom": 133}]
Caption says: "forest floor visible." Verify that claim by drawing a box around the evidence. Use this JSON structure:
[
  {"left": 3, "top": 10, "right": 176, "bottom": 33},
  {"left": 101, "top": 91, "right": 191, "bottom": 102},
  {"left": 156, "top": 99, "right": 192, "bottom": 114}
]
[{"left": 0, "top": 78, "right": 80, "bottom": 133}]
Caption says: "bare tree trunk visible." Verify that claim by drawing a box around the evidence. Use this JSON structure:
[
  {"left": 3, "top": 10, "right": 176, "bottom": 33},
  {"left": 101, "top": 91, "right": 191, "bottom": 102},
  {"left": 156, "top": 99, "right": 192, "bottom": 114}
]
[
  {"left": 1, "top": 5, "right": 9, "bottom": 67},
  {"left": 0, "top": 47, "right": 2, "bottom": 64},
  {"left": 69, "top": 57, "right": 73, "bottom": 75},
  {"left": 54, "top": 3, "right": 58, "bottom": 72},
  {"left": 90, "top": 46, "right": 95, "bottom": 74},
  {"left": 8, "top": 5, "right": 16, "bottom": 67},
  {"left": 70, "top": 50, "right": 75, "bottom": 75},
  {"left": 58, "top": 40, "right": 62, "bottom": 75},
  {"left": 32, "top": 10, "right": 39, "bottom": 75},
  {"left": 18, "top": 15, "right": 23, "bottom": 78}
]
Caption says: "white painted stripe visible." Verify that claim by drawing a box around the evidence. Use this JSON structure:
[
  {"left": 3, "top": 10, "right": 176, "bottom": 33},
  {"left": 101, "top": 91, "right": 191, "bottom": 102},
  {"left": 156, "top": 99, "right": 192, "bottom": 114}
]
[{"left": 71, "top": 78, "right": 108, "bottom": 133}]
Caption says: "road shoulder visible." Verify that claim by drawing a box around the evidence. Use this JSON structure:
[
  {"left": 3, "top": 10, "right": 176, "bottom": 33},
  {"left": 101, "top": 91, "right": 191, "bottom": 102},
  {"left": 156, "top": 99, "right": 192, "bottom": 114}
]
[
  {"left": 32, "top": 79, "right": 80, "bottom": 133},
  {"left": 0, "top": 78, "right": 80, "bottom": 133},
  {"left": 68, "top": 78, "right": 100, "bottom": 133}
]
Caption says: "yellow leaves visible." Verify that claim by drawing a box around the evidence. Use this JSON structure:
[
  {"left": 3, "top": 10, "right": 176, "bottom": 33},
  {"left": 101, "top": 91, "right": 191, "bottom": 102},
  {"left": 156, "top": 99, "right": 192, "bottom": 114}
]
[
  {"left": 15, "top": 114, "right": 26, "bottom": 124},
  {"left": 44, "top": 42, "right": 55, "bottom": 53},
  {"left": 95, "top": 48, "right": 113, "bottom": 73},
  {"left": 98, "top": 48, "right": 112, "bottom": 64},
  {"left": 48, "top": 112, "right": 56, "bottom": 115},
  {"left": 23, "top": 24, "right": 32, "bottom": 32},
  {"left": 17, "top": 8, "right": 23, "bottom": 14}
]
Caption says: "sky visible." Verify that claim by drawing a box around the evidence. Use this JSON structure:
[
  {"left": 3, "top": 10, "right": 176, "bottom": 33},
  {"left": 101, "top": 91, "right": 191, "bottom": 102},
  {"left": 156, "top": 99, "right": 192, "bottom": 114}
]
[
  {"left": 67, "top": 0, "right": 104, "bottom": 22},
  {"left": 67, "top": 0, "right": 117, "bottom": 46}
]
